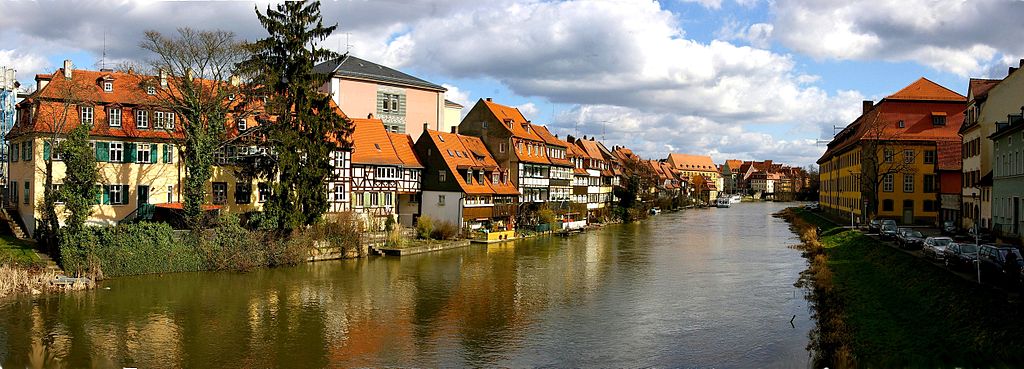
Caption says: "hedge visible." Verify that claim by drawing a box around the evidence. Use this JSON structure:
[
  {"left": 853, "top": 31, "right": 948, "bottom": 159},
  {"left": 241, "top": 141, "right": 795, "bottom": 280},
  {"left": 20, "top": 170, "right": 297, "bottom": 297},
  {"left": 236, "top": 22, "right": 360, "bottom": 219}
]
[{"left": 60, "top": 222, "right": 204, "bottom": 278}]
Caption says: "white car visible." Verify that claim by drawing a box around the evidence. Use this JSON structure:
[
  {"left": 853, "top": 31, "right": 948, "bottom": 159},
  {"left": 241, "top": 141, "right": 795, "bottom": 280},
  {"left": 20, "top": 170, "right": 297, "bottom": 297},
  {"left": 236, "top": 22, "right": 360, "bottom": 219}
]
[{"left": 922, "top": 237, "right": 954, "bottom": 261}]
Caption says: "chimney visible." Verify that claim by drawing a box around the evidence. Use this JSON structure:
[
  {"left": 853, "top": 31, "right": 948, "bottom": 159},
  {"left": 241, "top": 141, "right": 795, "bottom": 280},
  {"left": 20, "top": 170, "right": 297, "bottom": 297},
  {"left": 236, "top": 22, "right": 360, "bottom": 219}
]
[
  {"left": 485, "top": 97, "right": 492, "bottom": 102},
  {"left": 1011, "top": 66, "right": 1019, "bottom": 76},
  {"left": 35, "top": 73, "right": 51, "bottom": 92},
  {"left": 862, "top": 100, "right": 873, "bottom": 115},
  {"left": 367, "top": 113, "right": 373, "bottom": 119},
  {"left": 229, "top": 75, "right": 240, "bottom": 87},
  {"left": 62, "top": 59, "right": 72, "bottom": 79},
  {"left": 422, "top": 123, "right": 429, "bottom": 133},
  {"left": 159, "top": 69, "right": 168, "bottom": 88},
  {"left": 1019, "top": 59, "right": 1024, "bottom": 68},
  {"left": 451, "top": 126, "right": 457, "bottom": 134}
]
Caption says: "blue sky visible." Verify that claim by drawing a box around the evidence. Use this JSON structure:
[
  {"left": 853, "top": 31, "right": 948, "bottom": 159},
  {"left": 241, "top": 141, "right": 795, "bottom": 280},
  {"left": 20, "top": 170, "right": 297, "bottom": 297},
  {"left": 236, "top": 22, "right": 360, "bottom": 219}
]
[{"left": 2, "top": 0, "right": 1022, "bottom": 166}]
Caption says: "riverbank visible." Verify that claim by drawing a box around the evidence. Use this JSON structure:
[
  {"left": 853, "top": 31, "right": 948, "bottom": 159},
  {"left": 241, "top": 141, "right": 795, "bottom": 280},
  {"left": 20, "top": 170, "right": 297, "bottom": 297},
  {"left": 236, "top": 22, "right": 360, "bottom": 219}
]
[{"left": 782, "top": 207, "right": 1024, "bottom": 367}]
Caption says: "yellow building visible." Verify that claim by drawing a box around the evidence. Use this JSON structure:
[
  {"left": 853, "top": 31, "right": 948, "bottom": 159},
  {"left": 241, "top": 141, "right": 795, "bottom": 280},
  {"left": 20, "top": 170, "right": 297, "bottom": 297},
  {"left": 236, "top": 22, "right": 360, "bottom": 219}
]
[
  {"left": 818, "top": 78, "right": 966, "bottom": 225},
  {"left": 8, "top": 63, "right": 260, "bottom": 237}
]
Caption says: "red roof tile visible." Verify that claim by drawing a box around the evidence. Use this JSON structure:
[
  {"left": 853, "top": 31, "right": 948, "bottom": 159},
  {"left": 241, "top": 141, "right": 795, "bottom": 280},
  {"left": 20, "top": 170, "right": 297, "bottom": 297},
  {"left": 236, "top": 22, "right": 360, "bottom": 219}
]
[
  {"left": 667, "top": 153, "right": 717, "bottom": 172},
  {"left": 350, "top": 118, "right": 404, "bottom": 166},
  {"left": 425, "top": 129, "right": 519, "bottom": 195},
  {"left": 887, "top": 77, "right": 966, "bottom": 101},
  {"left": 387, "top": 132, "right": 423, "bottom": 169}
]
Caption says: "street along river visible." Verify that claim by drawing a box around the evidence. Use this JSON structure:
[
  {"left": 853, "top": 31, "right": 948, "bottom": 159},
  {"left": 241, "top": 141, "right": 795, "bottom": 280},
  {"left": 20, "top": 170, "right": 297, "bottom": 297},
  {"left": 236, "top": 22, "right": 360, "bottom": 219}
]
[{"left": 0, "top": 202, "right": 812, "bottom": 368}]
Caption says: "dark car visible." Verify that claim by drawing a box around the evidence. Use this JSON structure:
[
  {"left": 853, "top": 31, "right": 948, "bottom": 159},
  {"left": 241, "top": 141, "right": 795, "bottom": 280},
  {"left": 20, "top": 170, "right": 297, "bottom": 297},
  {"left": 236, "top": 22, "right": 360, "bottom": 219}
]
[
  {"left": 943, "top": 243, "right": 978, "bottom": 270},
  {"left": 897, "top": 228, "right": 925, "bottom": 249},
  {"left": 880, "top": 221, "right": 899, "bottom": 239},
  {"left": 868, "top": 219, "right": 881, "bottom": 233},
  {"left": 922, "top": 237, "right": 954, "bottom": 261},
  {"left": 977, "top": 244, "right": 1023, "bottom": 286},
  {"left": 942, "top": 220, "right": 957, "bottom": 235}
]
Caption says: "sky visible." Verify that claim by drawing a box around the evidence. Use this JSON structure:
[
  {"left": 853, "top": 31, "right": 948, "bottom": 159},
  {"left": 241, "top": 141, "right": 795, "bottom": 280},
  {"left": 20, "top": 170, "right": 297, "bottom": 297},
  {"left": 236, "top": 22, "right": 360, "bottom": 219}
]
[{"left": 2, "top": 0, "right": 1023, "bottom": 167}]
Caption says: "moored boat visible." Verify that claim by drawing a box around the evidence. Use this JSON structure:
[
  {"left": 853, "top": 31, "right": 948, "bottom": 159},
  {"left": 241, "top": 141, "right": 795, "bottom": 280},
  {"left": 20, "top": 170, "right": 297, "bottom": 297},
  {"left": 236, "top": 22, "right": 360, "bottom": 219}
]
[{"left": 716, "top": 197, "right": 731, "bottom": 208}]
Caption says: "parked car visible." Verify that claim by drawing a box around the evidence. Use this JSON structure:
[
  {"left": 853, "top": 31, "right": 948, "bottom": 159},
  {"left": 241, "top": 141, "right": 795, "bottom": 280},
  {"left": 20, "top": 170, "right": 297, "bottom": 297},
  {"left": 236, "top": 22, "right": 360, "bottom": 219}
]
[
  {"left": 943, "top": 243, "right": 978, "bottom": 270},
  {"left": 922, "top": 237, "right": 954, "bottom": 261},
  {"left": 942, "top": 220, "right": 957, "bottom": 235},
  {"left": 804, "top": 202, "right": 819, "bottom": 210},
  {"left": 868, "top": 219, "right": 881, "bottom": 233},
  {"left": 880, "top": 222, "right": 900, "bottom": 240},
  {"left": 897, "top": 228, "right": 925, "bottom": 249},
  {"left": 977, "top": 244, "right": 1023, "bottom": 286}
]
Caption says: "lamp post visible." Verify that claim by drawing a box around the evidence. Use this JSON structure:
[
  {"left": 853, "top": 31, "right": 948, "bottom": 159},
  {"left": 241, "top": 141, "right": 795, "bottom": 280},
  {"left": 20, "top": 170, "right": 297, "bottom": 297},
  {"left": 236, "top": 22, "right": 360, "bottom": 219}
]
[{"left": 973, "top": 191, "right": 981, "bottom": 284}]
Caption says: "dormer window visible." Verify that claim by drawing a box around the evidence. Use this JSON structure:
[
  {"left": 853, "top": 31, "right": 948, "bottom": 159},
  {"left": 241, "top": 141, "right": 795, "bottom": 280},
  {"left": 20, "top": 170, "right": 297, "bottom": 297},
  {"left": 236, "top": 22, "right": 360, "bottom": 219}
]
[
  {"left": 103, "top": 81, "right": 113, "bottom": 92},
  {"left": 898, "top": 120, "right": 905, "bottom": 128},
  {"left": 931, "top": 112, "right": 946, "bottom": 126},
  {"left": 228, "top": 93, "right": 236, "bottom": 101},
  {"left": 146, "top": 86, "right": 156, "bottom": 95},
  {"left": 237, "top": 118, "right": 247, "bottom": 131}
]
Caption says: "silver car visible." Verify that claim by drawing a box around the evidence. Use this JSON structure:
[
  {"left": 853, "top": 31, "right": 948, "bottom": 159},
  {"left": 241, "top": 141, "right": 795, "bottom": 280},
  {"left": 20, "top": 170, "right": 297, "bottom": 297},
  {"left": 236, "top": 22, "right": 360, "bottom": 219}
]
[{"left": 922, "top": 237, "right": 954, "bottom": 261}]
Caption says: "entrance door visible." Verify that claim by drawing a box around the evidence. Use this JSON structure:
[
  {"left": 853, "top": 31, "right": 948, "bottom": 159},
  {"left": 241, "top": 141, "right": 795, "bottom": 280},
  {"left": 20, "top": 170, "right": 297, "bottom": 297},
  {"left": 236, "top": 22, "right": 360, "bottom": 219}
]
[
  {"left": 902, "top": 199, "right": 914, "bottom": 224},
  {"left": 137, "top": 185, "right": 150, "bottom": 206}
]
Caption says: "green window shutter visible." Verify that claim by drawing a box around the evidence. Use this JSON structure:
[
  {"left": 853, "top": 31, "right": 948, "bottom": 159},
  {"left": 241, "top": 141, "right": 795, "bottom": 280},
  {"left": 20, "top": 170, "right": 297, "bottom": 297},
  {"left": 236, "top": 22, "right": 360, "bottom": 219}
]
[
  {"left": 10, "top": 143, "right": 17, "bottom": 162},
  {"left": 168, "top": 144, "right": 174, "bottom": 163},
  {"left": 102, "top": 185, "right": 110, "bottom": 205},
  {"left": 125, "top": 143, "right": 136, "bottom": 163},
  {"left": 22, "top": 141, "right": 30, "bottom": 161},
  {"left": 122, "top": 185, "right": 131, "bottom": 205},
  {"left": 43, "top": 141, "right": 51, "bottom": 160},
  {"left": 96, "top": 142, "right": 109, "bottom": 162},
  {"left": 161, "top": 144, "right": 168, "bottom": 163},
  {"left": 93, "top": 185, "right": 102, "bottom": 205}
]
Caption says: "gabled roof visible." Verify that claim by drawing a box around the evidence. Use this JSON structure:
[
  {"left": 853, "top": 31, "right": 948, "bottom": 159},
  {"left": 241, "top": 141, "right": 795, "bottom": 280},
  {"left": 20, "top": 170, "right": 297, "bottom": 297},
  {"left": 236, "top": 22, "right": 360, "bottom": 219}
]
[
  {"left": 424, "top": 129, "right": 519, "bottom": 195},
  {"left": 968, "top": 78, "right": 1002, "bottom": 102},
  {"left": 667, "top": 153, "right": 717, "bottom": 172},
  {"left": 313, "top": 54, "right": 445, "bottom": 91},
  {"left": 480, "top": 99, "right": 544, "bottom": 142},
  {"left": 387, "top": 132, "right": 423, "bottom": 169},
  {"left": 566, "top": 144, "right": 590, "bottom": 175},
  {"left": 886, "top": 77, "right": 966, "bottom": 102},
  {"left": 350, "top": 118, "right": 404, "bottom": 166},
  {"left": 532, "top": 125, "right": 573, "bottom": 167},
  {"left": 575, "top": 139, "right": 606, "bottom": 161},
  {"left": 724, "top": 159, "right": 743, "bottom": 172}
]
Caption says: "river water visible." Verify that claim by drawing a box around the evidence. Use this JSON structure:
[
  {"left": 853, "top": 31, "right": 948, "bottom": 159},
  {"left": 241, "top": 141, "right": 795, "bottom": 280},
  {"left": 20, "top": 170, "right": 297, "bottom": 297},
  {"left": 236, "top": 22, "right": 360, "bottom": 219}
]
[{"left": 0, "top": 202, "right": 812, "bottom": 368}]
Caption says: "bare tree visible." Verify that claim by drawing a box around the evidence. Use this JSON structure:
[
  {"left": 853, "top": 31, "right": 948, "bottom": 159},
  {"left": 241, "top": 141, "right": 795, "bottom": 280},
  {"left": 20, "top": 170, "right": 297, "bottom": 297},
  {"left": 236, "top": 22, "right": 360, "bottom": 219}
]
[
  {"left": 856, "top": 114, "right": 916, "bottom": 218},
  {"left": 140, "top": 28, "right": 251, "bottom": 232},
  {"left": 30, "top": 71, "right": 98, "bottom": 250}
]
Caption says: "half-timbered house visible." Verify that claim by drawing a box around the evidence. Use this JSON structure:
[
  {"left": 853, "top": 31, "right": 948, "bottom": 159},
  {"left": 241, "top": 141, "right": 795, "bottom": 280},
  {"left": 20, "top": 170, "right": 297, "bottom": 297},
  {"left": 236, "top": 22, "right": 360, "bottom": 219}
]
[{"left": 345, "top": 117, "right": 422, "bottom": 229}]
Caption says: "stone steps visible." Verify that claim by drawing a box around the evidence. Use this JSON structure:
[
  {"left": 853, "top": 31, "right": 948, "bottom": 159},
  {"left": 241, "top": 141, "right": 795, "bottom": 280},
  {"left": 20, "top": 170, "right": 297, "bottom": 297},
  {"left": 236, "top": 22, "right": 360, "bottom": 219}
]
[{"left": 0, "top": 207, "right": 29, "bottom": 240}]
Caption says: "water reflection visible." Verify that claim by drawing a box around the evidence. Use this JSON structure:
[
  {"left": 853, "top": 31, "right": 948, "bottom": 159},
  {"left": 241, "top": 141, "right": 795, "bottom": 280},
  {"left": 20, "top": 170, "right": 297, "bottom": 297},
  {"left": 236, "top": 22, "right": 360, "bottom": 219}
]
[{"left": 1, "top": 202, "right": 810, "bottom": 368}]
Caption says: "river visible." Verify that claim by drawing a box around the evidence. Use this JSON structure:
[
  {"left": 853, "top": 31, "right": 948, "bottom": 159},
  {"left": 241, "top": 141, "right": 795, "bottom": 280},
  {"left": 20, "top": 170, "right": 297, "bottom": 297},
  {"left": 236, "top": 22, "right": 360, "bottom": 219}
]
[{"left": 0, "top": 202, "right": 812, "bottom": 368}]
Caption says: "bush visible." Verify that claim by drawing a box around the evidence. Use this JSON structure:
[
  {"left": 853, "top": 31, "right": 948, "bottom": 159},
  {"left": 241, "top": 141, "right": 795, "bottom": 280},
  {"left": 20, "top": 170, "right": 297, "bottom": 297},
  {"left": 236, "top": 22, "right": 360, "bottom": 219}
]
[
  {"left": 416, "top": 215, "right": 434, "bottom": 239},
  {"left": 537, "top": 207, "right": 557, "bottom": 225},
  {"left": 204, "top": 213, "right": 267, "bottom": 272},
  {"left": 430, "top": 220, "right": 458, "bottom": 240},
  {"left": 59, "top": 222, "right": 204, "bottom": 278}
]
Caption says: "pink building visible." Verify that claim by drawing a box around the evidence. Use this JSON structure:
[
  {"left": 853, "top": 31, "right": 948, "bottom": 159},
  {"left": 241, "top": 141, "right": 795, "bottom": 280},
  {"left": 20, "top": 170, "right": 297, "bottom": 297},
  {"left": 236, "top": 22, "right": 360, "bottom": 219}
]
[{"left": 315, "top": 54, "right": 447, "bottom": 139}]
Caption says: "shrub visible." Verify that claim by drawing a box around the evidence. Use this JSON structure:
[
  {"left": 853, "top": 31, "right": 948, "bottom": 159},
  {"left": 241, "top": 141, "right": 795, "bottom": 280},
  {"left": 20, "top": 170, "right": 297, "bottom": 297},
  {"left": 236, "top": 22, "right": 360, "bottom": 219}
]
[
  {"left": 537, "top": 207, "right": 557, "bottom": 225},
  {"left": 309, "top": 212, "right": 364, "bottom": 259},
  {"left": 430, "top": 220, "right": 458, "bottom": 240},
  {"left": 59, "top": 222, "right": 204, "bottom": 278},
  {"left": 204, "top": 213, "right": 267, "bottom": 272},
  {"left": 416, "top": 215, "right": 434, "bottom": 239}
]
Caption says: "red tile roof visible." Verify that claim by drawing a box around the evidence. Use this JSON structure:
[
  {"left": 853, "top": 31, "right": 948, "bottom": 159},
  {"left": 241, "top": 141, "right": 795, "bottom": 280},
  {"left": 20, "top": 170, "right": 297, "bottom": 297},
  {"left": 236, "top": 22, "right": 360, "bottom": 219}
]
[
  {"left": 387, "top": 132, "right": 423, "bottom": 169},
  {"left": 532, "top": 125, "right": 573, "bottom": 167},
  {"left": 575, "top": 139, "right": 606, "bottom": 161},
  {"left": 887, "top": 77, "right": 966, "bottom": 101},
  {"left": 724, "top": 159, "right": 743, "bottom": 171},
  {"left": 667, "top": 153, "right": 717, "bottom": 172},
  {"left": 425, "top": 129, "right": 519, "bottom": 196},
  {"left": 481, "top": 99, "right": 543, "bottom": 142},
  {"left": 968, "top": 78, "right": 1002, "bottom": 102},
  {"left": 350, "top": 118, "right": 404, "bottom": 166}
]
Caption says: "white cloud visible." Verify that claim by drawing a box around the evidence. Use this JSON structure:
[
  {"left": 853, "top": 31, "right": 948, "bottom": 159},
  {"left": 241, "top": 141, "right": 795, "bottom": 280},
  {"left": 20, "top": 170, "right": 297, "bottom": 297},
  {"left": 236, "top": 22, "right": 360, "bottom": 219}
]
[
  {"left": 516, "top": 102, "right": 539, "bottom": 118},
  {"left": 0, "top": 50, "right": 50, "bottom": 82},
  {"left": 769, "top": 0, "right": 1024, "bottom": 76},
  {"left": 442, "top": 83, "right": 472, "bottom": 108}
]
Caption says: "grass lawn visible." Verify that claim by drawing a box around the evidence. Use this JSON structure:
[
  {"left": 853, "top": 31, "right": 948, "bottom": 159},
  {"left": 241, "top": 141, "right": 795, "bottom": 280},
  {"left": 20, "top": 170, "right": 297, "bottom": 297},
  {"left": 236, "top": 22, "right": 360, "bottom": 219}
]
[
  {"left": 794, "top": 208, "right": 1024, "bottom": 367},
  {"left": 0, "top": 234, "right": 40, "bottom": 265}
]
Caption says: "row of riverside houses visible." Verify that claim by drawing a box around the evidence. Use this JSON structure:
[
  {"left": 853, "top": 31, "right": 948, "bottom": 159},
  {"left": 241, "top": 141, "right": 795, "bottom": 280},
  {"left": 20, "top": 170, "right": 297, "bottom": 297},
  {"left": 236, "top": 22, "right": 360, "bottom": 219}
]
[
  {"left": 719, "top": 159, "right": 811, "bottom": 201},
  {"left": 817, "top": 72, "right": 1024, "bottom": 243},
  {"left": 7, "top": 55, "right": 795, "bottom": 240}
]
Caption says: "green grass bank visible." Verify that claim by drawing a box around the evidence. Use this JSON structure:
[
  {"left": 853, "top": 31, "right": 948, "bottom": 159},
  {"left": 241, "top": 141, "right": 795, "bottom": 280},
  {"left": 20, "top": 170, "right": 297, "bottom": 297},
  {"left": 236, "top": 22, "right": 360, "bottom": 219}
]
[{"left": 785, "top": 207, "right": 1024, "bottom": 368}]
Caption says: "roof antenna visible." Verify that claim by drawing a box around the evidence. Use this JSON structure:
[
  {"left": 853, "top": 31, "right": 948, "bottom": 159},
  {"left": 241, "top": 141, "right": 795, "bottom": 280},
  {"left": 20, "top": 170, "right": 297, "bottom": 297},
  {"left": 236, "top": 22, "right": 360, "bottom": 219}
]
[
  {"left": 101, "top": 30, "right": 107, "bottom": 70},
  {"left": 345, "top": 32, "right": 353, "bottom": 54}
]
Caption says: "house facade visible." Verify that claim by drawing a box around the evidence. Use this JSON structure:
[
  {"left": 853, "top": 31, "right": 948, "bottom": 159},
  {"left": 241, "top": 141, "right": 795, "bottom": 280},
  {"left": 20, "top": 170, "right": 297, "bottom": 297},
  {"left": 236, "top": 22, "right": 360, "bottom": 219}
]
[
  {"left": 990, "top": 115, "right": 1024, "bottom": 240},
  {"left": 414, "top": 127, "right": 518, "bottom": 231},
  {"left": 666, "top": 153, "right": 721, "bottom": 202},
  {"left": 315, "top": 54, "right": 447, "bottom": 139},
  {"left": 818, "top": 78, "right": 966, "bottom": 225},
  {"left": 344, "top": 118, "right": 423, "bottom": 229}
]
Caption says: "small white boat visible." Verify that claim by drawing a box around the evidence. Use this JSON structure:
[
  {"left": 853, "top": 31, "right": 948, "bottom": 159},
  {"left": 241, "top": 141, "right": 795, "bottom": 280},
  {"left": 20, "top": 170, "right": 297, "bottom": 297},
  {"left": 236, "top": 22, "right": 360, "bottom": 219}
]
[
  {"left": 729, "top": 194, "right": 742, "bottom": 204},
  {"left": 716, "top": 198, "right": 731, "bottom": 208},
  {"left": 649, "top": 207, "right": 661, "bottom": 215}
]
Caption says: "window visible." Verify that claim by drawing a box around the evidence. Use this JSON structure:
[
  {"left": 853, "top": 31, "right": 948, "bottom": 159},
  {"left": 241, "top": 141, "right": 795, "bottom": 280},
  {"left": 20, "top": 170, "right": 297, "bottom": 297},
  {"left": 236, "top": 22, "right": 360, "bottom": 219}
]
[
  {"left": 163, "top": 144, "right": 175, "bottom": 163},
  {"left": 167, "top": 112, "right": 175, "bottom": 129},
  {"left": 167, "top": 185, "right": 174, "bottom": 203},
  {"left": 109, "top": 142, "right": 124, "bottom": 162},
  {"left": 903, "top": 149, "right": 914, "bottom": 164},
  {"left": 237, "top": 118, "right": 247, "bottom": 131},
  {"left": 898, "top": 120, "right": 905, "bottom": 128},
  {"left": 923, "top": 150, "right": 936, "bottom": 164},
  {"left": 235, "top": 183, "right": 252, "bottom": 204},
  {"left": 136, "top": 143, "right": 152, "bottom": 164},
  {"left": 466, "top": 170, "right": 473, "bottom": 184},
  {"left": 80, "top": 106, "right": 93, "bottom": 125},
  {"left": 23, "top": 182, "right": 29, "bottom": 205},
  {"left": 384, "top": 192, "right": 393, "bottom": 207},
  {"left": 333, "top": 183, "right": 346, "bottom": 201},
  {"left": 439, "top": 170, "right": 446, "bottom": 182},
  {"left": 923, "top": 200, "right": 935, "bottom": 212},
  {"left": 154, "top": 111, "right": 165, "bottom": 129},
  {"left": 381, "top": 93, "right": 401, "bottom": 113},
  {"left": 438, "top": 195, "right": 445, "bottom": 206},
  {"left": 108, "top": 107, "right": 122, "bottom": 127},
  {"left": 103, "top": 81, "right": 112, "bottom": 92},
  {"left": 212, "top": 182, "right": 227, "bottom": 204},
  {"left": 903, "top": 173, "right": 914, "bottom": 193},
  {"left": 9, "top": 143, "right": 17, "bottom": 162},
  {"left": 883, "top": 174, "right": 894, "bottom": 192},
  {"left": 370, "top": 192, "right": 380, "bottom": 206},
  {"left": 147, "top": 86, "right": 156, "bottom": 95},
  {"left": 106, "top": 184, "right": 129, "bottom": 205},
  {"left": 884, "top": 149, "right": 894, "bottom": 163},
  {"left": 375, "top": 166, "right": 398, "bottom": 179},
  {"left": 924, "top": 174, "right": 936, "bottom": 193},
  {"left": 258, "top": 183, "right": 270, "bottom": 203},
  {"left": 932, "top": 115, "right": 946, "bottom": 126},
  {"left": 136, "top": 110, "right": 149, "bottom": 128},
  {"left": 499, "top": 143, "right": 506, "bottom": 153}
]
